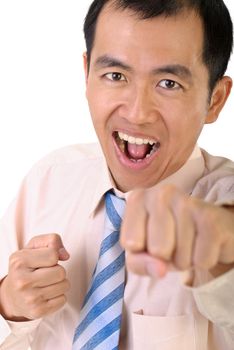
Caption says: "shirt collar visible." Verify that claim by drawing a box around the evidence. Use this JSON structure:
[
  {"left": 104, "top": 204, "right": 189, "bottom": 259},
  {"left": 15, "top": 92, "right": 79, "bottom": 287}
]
[
  {"left": 89, "top": 144, "right": 205, "bottom": 215},
  {"left": 88, "top": 155, "right": 114, "bottom": 216}
]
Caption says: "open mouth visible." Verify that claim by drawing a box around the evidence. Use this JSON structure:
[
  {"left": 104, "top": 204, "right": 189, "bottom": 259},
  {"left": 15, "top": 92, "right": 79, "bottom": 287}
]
[{"left": 114, "top": 131, "right": 161, "bottom": 163}]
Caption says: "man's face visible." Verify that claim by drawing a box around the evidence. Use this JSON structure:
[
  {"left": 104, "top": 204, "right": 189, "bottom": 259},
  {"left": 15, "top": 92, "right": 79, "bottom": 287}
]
[{"left": 84, "top": 6, "right": 216, "bottom": 192}]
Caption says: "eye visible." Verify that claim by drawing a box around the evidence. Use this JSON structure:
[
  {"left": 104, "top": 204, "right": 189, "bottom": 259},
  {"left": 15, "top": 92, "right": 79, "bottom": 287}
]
[
  {"left": 158, "top": 79, "right": 181, "bottom": 90},
  {"left": 104, "top": 72, "right": 127, "bottom": 82}
]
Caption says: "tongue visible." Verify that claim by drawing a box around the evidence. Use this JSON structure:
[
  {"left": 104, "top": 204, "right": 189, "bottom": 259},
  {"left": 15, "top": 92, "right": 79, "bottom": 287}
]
[{"left": 127, "top": 143, "right": 151, "bottom": 160}]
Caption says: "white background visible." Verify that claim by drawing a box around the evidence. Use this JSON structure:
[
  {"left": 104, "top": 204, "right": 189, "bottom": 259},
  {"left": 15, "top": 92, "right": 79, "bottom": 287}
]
[{"left": 0, "top": 0, "right": 234, "bottom": 217}]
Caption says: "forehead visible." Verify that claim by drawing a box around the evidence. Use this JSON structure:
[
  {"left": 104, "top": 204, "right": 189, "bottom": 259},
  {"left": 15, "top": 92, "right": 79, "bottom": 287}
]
[{"left": 91, "top": 5, "right": 205, "bottom": 70}]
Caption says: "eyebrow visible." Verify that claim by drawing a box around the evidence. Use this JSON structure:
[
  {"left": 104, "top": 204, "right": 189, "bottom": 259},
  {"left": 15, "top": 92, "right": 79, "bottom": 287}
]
[
  {"left": 94, "top": 55, "right": 133, "bottom": 72},
  {"left": 94, "top": 55, "right": 192, "bottom": 81},
  {"left": 152, "top": 65, "right": 193, "bottom": 82}
]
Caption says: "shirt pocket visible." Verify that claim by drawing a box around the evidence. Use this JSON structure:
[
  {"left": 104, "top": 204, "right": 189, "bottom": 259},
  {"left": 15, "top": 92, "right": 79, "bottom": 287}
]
[{"left": 132, "top": 312, "right": 196, "bottom": 350}]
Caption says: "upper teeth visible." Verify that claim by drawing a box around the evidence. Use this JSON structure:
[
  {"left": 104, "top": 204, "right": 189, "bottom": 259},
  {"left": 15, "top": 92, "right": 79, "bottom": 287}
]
[{"left": 118, "top": 132, "right": 155, "bottom": 145}]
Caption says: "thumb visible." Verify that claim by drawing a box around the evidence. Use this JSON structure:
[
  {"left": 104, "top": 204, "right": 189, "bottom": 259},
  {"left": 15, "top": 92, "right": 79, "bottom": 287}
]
[{"left": 26, "top": 233, "right": 70, "bottom": 261}]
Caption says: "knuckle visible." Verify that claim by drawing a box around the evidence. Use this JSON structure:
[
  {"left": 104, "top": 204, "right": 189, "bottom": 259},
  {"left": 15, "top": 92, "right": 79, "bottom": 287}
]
[
  {"left": 159, "top": 184, "right": 177, "bottom": 198},
  {"left": 152, "top": 185, "right": 174, "bottom": 206},
  {"left": 177, "top": 197, "right": 189, "bottom": 214},
  {"left": 127, "top": 189, "right": 145, "bottom": 205},
  {"left": 9, "top": 251, "right": 25, "bottom": 270},
  {"left": 149, "top": 245, "right": 171, "bottom": 260},
  {"left": 25, "top": 294, "right": 36, "bottom": 307},
  {"left": 47, "top": 249, "right": 59, "bottom": 265},
  {"left": 46, "top": 233, "right": 61, "bottom": 246},
  {"left": 201, "top": 206, "right": 215, "bottom": 223},
  {"left": 189, "top": 196, "right": 199, "bottom": 209},
  {"left": 25, "top": 292, "right": 41, "bottom": 307},
  {"left": 14, "top": 275, "right": 30, "bottom": 291},
  {"left": 175, "top": 257, "right": 190, "bottom": 271},
  {"left": 27, "top": 233, "right": 61, "bottom": 248},
  {"left": 193, "top": 254, "right": 217, "bottom": 270},
  {"left": 193, "top": 201, "right": 217, "bottom": 227},
  {"left": 147, "top": 244, "right": 160, "bottom": 257}
]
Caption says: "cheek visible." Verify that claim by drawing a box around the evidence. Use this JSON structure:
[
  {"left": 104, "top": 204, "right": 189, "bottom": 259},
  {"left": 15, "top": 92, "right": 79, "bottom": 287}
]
[
  {"left": 86, "top": 91, "right": 115, "bottom": 146},
  {"left": 163, "top": 98, "right": 207, "bottom": 136},
  {"left": 87, "top": 92, "right": 105, "bottom": 126},
  {"left": 87, "top": 84, "right": 110, "bottom": 113}
]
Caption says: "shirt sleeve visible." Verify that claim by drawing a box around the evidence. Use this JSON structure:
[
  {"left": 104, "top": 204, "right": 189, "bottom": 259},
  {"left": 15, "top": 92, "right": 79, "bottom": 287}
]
[
  {"left": 192, "top": 269, "right": 234, "bottom": 336},
  {"left": 0, "top": 316, "right": 41, "bottom": 349},
  {"left": 0, "top": 163, "right": 51, "bottom": 348}
]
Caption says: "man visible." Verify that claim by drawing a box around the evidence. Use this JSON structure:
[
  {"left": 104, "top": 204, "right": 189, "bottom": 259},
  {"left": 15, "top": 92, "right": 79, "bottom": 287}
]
[{"left": 0, "top": 0, "right": 234, "bottom": 349}]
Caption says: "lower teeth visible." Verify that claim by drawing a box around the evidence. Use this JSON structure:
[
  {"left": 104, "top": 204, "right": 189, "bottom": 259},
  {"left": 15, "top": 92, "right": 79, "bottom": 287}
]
[
  {"left": 130, "top": 143, "right": 160, "bottom": 162},
  {"left": 145, "top": 143, "right": 158, "bottom": 158}
]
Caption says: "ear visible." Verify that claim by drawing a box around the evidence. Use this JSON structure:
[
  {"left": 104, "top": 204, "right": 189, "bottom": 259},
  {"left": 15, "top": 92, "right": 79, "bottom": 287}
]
[
  {"left": 83, "top": 52, "right": 89, "bottom": 86},
  {"left": 205, "top": 76, "right": 232, "bottom": 124}
]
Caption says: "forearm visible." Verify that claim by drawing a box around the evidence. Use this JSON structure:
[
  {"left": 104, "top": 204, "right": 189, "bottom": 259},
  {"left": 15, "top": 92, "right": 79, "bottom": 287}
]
[
  {"left": 193, "top": 269, "right": 234, "bottom": 334},
  {"left": 210, "top": 206, "right": 234, "bottom": 278}
]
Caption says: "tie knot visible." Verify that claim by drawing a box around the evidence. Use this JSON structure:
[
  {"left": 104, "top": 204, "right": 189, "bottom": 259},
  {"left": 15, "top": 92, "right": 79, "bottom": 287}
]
[{"left": 105, "top": 192, "right": 125, "bottom": 231}]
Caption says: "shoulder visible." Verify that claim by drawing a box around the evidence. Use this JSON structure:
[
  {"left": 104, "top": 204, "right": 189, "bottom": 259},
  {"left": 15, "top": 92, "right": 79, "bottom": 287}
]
[
  {"left": 27, "top": 143, "right": 105, "bottom": 176},
  {"left": 35, "top": 143, "right": 104, "bottom": 167},
  {"left": 193, "top": 149, "right": 234, "bottom": 205},
  {"left": 21, "top": 142, "right": 107, "bottom": 189},
  {"left": 201, "top": 149, "right": 234, "bottom": 174}
]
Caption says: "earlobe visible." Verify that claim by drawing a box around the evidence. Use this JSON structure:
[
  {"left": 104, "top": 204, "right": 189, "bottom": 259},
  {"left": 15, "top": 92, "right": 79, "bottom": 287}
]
[{"left": 205, "top": 76, "right": 232, "bottom": 124}]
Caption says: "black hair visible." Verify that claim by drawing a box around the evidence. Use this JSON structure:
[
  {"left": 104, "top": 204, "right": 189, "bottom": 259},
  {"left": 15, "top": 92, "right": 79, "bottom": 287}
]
[{"left": 84, "top": 0, "right": 233, "bottom": 92}]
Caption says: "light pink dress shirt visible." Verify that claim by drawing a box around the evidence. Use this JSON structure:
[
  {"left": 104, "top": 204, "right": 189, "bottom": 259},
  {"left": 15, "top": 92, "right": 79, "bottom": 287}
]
[{"left": 0, "top": 143, "right": 234, "bottom": 350}]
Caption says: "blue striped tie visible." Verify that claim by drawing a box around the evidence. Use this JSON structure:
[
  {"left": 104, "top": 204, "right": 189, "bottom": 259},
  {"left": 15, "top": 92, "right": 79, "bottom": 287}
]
[{"left": 72, "top": 192, "right": 125, "bottom": 349}]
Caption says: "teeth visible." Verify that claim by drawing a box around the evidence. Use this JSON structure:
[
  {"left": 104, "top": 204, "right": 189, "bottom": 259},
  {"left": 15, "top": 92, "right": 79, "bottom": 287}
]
[
  {"left": 118, "top": 131, "right": 156, "bottom": 146},
  {"left": 128, "top": 136, "right": 135, "bottom": 144}
]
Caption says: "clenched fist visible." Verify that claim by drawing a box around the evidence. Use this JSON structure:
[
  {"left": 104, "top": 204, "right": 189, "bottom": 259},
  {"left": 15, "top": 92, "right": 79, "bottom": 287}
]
[
  {"left": 120, "top": 185, "right": 234, "bottom": 279},
  {"left": 0, "top": 234, "right": 70, "bottom": 321}
]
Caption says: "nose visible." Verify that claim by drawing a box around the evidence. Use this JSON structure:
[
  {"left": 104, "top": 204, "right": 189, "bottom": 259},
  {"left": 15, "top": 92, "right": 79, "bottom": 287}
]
[{"left": 121, "top": 83, "right": 158, "bottom": 125}]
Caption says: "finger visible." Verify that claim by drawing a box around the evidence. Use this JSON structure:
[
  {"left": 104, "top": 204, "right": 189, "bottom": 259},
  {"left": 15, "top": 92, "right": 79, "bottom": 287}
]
[
  {"left": 219, "top": 234, "right": 234, "bottom": 264},
  {"left": 29, "top": 295, "right": 67, "bottom": 319},
  {"left": 218, "top": 208, "right": 234, "bottom": 264},
  {"left": 120, "top": 189, "right": 147, "bottom": 252},
  {"left": 193, "top": 233, "right": 221, "bottom": 269},
  {"left": 26, "top": 234, "right": 70, "bottom": 261},
  {"left": 46, "top": 295, "right": 67, "bottom": 314},
  {"left": 172, "top": 197, "right": 195, "bottom": 270},
  {"left": 192, "top": 204, "right": 226, "bottom": 269},
  {"left": 145, "top": 188, "right": 175, "bottom": 261},
  {"left": 39, "top": 279, "right": 70, "bottom": 300},
  {"left": 10, "top": 247, "right": 60, "bottom": 270},
  {"left": 126, "top": 252, "right": 168, "bottom": 278},
  {"left": 32, "top": 265, "right": 67, "bottom": 287}
]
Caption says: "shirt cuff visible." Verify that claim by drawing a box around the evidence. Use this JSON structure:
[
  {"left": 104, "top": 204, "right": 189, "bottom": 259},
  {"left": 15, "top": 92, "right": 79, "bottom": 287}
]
[
  {"left": 0, "top": 315, "right": 11, "bottom": 345},
  {"left": 215, "top": 199, "right": 234, "bottom": 207},
  {"left": 192, "top": 268, "right": 234, "bottom": 333}
]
